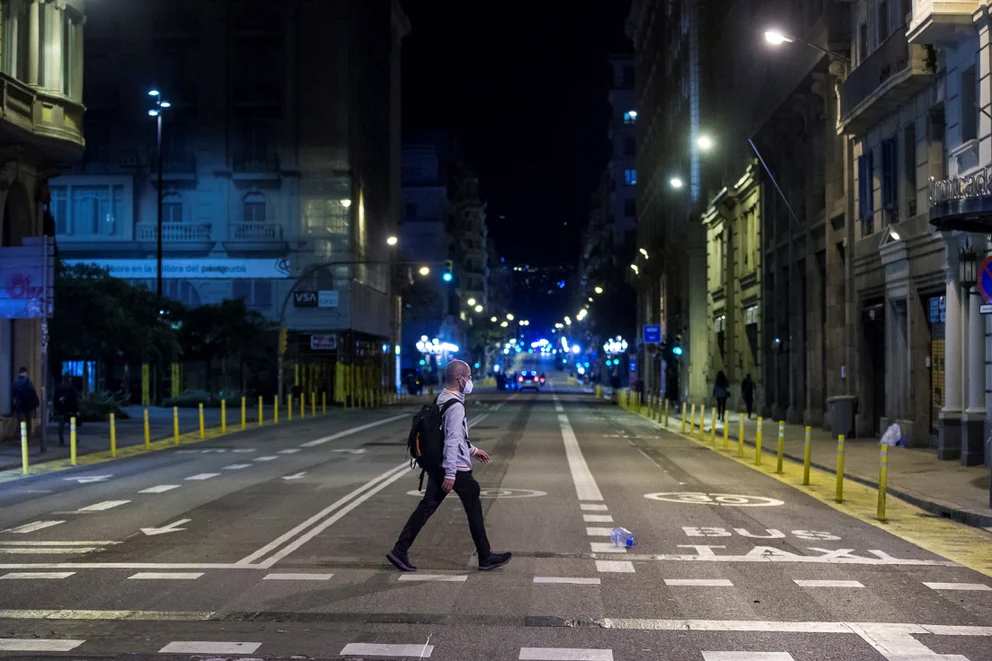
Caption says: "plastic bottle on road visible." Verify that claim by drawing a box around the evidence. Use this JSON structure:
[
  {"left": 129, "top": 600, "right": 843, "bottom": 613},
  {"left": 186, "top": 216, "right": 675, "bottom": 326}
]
[{"left": 610, "top": 527, "right": 636, "bottom": 548}]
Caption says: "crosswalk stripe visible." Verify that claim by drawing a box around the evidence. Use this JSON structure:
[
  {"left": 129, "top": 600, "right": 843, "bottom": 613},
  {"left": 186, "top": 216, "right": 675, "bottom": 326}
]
[
  {"left": 0, "top": 572, "right": 75, "bottom": 579},
  {"left": 582, "top": 514, "right": 613, "bottom": 523},
  {"left": 2, "top": 520, "right": 64, "bottom": 533},
  {"left": 263, "top": 573, "right": 333, "bottom": 581},
  {"left": 595, "top": 560, "right": 635, "bottom": 573},
  {"left": 519, "top": 647, "right": 613, "bottom": 660},
  {"left": 702, "top": 654, "right": 795, "bottom": 661},
  {"left": 923, "top": 582, "right": 991, "bottom": 591},
  {"left": 590, "top": 542, "right": 625, "bottom": 553},
  {"left": 254, "top": 456, "right": 279, "bottom": 462},
  {"left": 140, "top": 485, "right": 180, "bottom": 494},
  {"left": 185, "top": 473, "right": 220, "bottom": 481},
  {"left": 580, "top": 504, "right": 608, "bottom": 511},
  {"left": 159, "top": 641, "right": 261, "bottom": 654},
  {"left": 794, "top": 580, "right": 864, "bottom": 588},
  {"left": 586, "top": 527, "right": 612, "bottom": 536},
  {"left": 76, "top": 500, "right": 130, "bottom": 512},
  {"left": 533, "top": 577, "right": 601, "bottom": 585},
  {"left": 665, "top": 579, "right": 734, "bottom": 587},
  {"left": 341, "top": 643, "right": 433, "bottom": 657},
  {"left": 398, "top": 574, "right": 467, "bottom": 582},
  {"left": 0, "top": 639, "right": 85, "bottom": 652},
  {"left": 223, "top": 464, "right": 251, "bottom": 470},
  {"left": 128, "top": 572, "right": 203, "bottom": 580}
]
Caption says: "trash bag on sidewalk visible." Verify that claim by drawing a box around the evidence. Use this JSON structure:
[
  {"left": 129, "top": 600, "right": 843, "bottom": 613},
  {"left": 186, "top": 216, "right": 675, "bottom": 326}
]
[{"left": 880, "top": 423, "right": 905, "bottom": 447}]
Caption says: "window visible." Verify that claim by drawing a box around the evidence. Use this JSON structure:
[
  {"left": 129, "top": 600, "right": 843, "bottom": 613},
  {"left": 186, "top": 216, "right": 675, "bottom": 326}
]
[
  {"left": 877, "top": 0, "right": 889, "bottom": 42},
  {"left": 858, "top": 23, "right": 868, "bottom": 64},
  {"left": 624, "top": 169, "right": 637, "bottom": 186},
  {"left": 623, "top": 110, "right": 636, "bottom": 125},
  {"left": 881, "top": 138, "right": 897, "bottom": 214},
  {"left": 162, "top": 192, "right": 183, "bottom": 223},
  {"left": 858, "top": 150, "right": 875, "bottom": 235},
  {"left": 622, "top": 66, "right": 634, "bottom": 87},
  {"left": 961, "top": 65, "right": 977, "bottom": 142},
  {"left": 406, "top": 202, "right": 417, "bottom": 220},
  {"left": 623, "top": 136, "right": 636, "bottom": 156},
  {"left": 243, "top": 192, "right": 265, "bottom": 223},
  {"left": 904, "top": 125, "right": 917, "bottom": 215},
  {"left": 624, "top": 198, "right": 636, "bottom": 217},
  {"left": 232, "top": 279, "right": 272, "bottom": 311},
  {"left": 49, "top": 184, "right": 124, "bottom": 236}
]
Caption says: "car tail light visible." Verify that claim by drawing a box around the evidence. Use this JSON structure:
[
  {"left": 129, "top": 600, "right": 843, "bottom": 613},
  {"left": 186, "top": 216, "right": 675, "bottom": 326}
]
[
  {"left": 518, "top": 377, "right": 524, "bottom": 382},
  {"left": 540, "top": 377, "right": 546, "bottom": 384}
]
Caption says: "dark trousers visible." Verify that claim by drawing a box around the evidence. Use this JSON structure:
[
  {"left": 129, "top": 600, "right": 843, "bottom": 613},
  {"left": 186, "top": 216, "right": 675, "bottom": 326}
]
[
  {"left": 716, "top": 397, "right": 728, "bottom": 421},
  {"left": 394, "top": 470, "right": 491, "bottom": 560},
  {"left": 744, "top": 398, "right": 754, "bottom": 418},
  {"left": 15, "top": 410, "right": 32, "bottom": 440},
  {"left": 57, "top": 413, "right": 71, "bottom": 445}
]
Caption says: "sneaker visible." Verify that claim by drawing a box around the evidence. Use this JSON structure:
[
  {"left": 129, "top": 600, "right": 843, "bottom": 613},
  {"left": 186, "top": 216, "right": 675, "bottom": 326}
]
[
  {"left": 479, "top": 551, "right": 512, "bottom": 571},
  {"left": 386, "top": 550, "right": 417, "bottom": 572}
]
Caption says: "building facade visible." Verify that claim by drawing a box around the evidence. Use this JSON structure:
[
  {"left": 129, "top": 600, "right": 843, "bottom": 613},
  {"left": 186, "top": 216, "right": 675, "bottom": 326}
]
[
  {"left": 0, "top": 0, "right": 87, "bottom": 438},
  {"left": 51, "top": 0, "right": 408, "bottom": 402}
]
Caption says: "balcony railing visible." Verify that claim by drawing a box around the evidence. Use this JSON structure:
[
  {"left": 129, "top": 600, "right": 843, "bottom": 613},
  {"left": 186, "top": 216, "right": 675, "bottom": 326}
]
[
  {"left": 0, "top": 72, "right": 85, "bottom": 159},
  {"left": 839, "top": 29, "right": 934, "bottom": 135},
  {"left": 908, "top": 1, "right": 979, "bottom": 44},
  {"left": 135, "top": 223, "right": 211, "bottom": 241},
  {"left": 227, "top": 222, "right": 283, "bottom": 242},
  {"left": 233, "top": 151, "right": 280, "bottom": 173}
]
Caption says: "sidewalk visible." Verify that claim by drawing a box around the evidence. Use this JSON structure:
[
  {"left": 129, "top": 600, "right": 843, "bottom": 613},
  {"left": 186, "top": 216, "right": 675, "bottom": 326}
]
[{"left": 645, "top": 401, "right": 992, "bottom": 529}]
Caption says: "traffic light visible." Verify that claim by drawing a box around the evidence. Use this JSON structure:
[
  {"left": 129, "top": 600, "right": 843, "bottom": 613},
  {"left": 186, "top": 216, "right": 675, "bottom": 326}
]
[
  {"left": 442, "top": 260, "right": 453, "bottom": 283},
  {"left": 672, "top": 334, "right": 684, "bottom": 357},
  {"left": 279, "top": 327, "right": 288, "bottom": 354}
]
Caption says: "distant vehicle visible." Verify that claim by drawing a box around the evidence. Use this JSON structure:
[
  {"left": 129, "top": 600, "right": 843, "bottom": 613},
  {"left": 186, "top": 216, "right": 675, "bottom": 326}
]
[{"left": 517, "top": 371, "right": 545, "bottom": 392}]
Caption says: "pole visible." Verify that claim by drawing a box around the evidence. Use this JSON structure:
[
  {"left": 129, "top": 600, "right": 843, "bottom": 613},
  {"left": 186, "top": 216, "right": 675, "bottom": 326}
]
[
  {"left": 173, "top": 406, "right": 179, "bottom": 444},
  {"left": 723, "top": 415, "right": 729, "bottom": 450},
  {"left": 156, "top": 113, "right": 164, "bottom": 299},
  {"left": 20, "top": 421, "right": 28, "bottom": 474},
  {"left": 300, "top": 393, "right": 305, "bottom": 419},
  {"left": 70, "top": 417, "right": 77, "bottom": 464},
  {"left": 776, "top": 421, "right": 785, "bottom": 473},
  {"left": 258, "top": 396, "right": 263, "bottom": 426},
  {"left": 311, "top": 392, "right": 316, "bottom": 417},
  {"left": 710, "top": 407, "right": 717, "bottom": 444},
  {"left": 221, "top": 399, "right": 227, "bottom": 433},
  {"left": 274, "top": 395, "right": 279, "bottom": 424},
  {"left": 690, "top": 404, "right": 696, "bottom": 437},
  {"left": 143, "top": 409, "right": 150, "bottom": 449},
  {"left": 198, "top": 403, "right": 204, "bottom": 439},
  {"left": 241, "top": 397, "right": 246, "bottom": 429},
  {"left": 835, "top": 435, "right": 846, "bottom": 502},
  {"left": 737, "top": 417, "right": 745, "bottom": 457},
  {"left": 110, "top": 413, "right": 117, "bottom": 457},
  {"left": 803, "top": 426, "right": 812, "bottom": 485},
  {"left": 681, "top": 402, "right": 687, "bottom": 433},
  {"left": 877, "top": 444, "right": 888, "bottom": 521},
  {"left": 287, "top": 393, "right": 293, "bottom": 421},
  {"left": 755, "top": 417, "right": 763, "bottom": 464},
  {"left": 322, "top": 391, "right": 326, "bottom": 415}
]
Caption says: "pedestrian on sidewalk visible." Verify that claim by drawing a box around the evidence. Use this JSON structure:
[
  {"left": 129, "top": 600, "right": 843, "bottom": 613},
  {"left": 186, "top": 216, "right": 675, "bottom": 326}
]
[
  {"left": 11, "top": 367, "right": 40, "bottom": 449},
  {"left": 388, "top": 359, "right": 512, "bottom": 573},
  {"left": 741, "top": 373, "right": 755, "bottom": 419},
  {"left": 714, "top": 371, "right": 729, "bottom": 421},
  {"left": 53, "top": 373, "right": 79, "bottom": 447}
]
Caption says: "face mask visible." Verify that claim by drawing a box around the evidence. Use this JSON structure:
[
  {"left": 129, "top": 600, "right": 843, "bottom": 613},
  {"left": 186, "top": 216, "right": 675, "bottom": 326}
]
[{"left": 462, "top": 378, "right": 474, "bottom": 395}]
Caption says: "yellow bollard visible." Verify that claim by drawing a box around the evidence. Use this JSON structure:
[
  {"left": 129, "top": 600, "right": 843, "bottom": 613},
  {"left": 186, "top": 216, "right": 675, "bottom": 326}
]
[
  {"left": 738, "top": 417, "right": 745, "bottom": 457},
  {"left": 20, "top": 421, "right": 28, "bottom": 475},
  {"left": 699, "top": 408, "right": 705, "bottom": 438},
  {"left": 723, "top": 415, "right": 729, "bottom": 450},
  {"left": 802, "top": 426, "right": 812, "bottom": 485},
  {"left": 755, "top": 417, "right": 763, "bottom": 464},
  {"left": 274, "top": 396, "right": 279, "bottom": 424},
  {"left": 110, "top": 413, "right": 117, "bottom": 457},
  {"left": 776, "top": 421, "right": 785, "bottom": 473},
  {"left": 689, "top": 404, "right": 696, "bottom": 436},
  {"left": 710, "top": 407, "right": 717, "bottom": 444},
  {"left": 681, "top": 402, "right": 687, "bottom": 433},
  {"left": 835, "top": 434, "right": 846, "bottom": 503},
  {"left": 71, "top": 417, "right": 78, "bottom": 465},
  {"left": 198, "top": 404, "right": 205, "bottom": 439},
  {"left": 173, "top": 406, "right": 180, "bottom": 444},
  {"left": 287, "top": 394, "right": 293, "bottom": 421},
  {"left": 877, "top": 444, "right": 889, "bottom": 521},
  {"left": 311, "top": 392, "right": 316, "bottom": 417},
  {"left": 144, "top": 409, "right": 150, "bottom": 449},
  {"left": 322, "top": 392, "right": 327, "bottom": 415},
  {"left": 301, "top": 394, "right": 305, "bottom": 418},
  {"left": 241, "top": 397, "right": 247, "bottom": 429},
  {"left": 221, "top": 400, "right": 227, "bottom": 434}
]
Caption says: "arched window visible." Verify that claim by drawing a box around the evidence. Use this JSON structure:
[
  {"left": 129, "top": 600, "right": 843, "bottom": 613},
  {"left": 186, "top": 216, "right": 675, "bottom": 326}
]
[
  {"left": 243, "top": 192, "right": 265, "bottom": 223},
  {"left": 162, "top": 192, "right": 183, "bottom": 223}
]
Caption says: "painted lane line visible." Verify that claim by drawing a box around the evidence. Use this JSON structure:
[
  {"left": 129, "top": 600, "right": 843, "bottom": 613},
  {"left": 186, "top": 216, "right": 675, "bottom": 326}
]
[
  {"left": 186, "top": 473, "right": 220, "bottom": 481},
  {"left": 254, "top": 456, "right": 279, "bottom": 462},
  {"left": 665, "top": 578, "right": 734, "bottom": 587},
  {"left": 702, "top": 654, "right": 795, "bottom": 661},
  {"left": 580, "top": 504, "right": 608, "bottom": 511},
  {"left": 159, "top": 641, "right": 261, "bottom": 654},
  {"left": 282, "top": 472, "right": 307, "bottom": 481},
  {"left": 2, "top": 520, "right": 64, "bottom": 533},
  {"left": 340, "top": 643, "right": 433, "bottom": 657},
  {"left": 0, "top": 572, "right": 76, "bottom": 579},
  {"left": 554, "top": 403, "right": 565, "bottom": 412},
  {"left": 128, "top": 572, "right": 203, "bottom": 580},
  {"left": 583, "top": 514, "right": 613, "bottom": 523},
  {"left": 397, "top": 574, "right": 467, "bottom": 582},
  {"left": 140, "top": 519, "right": 190, "bottom": 536},
  {"left": 139, "top": 485, "right": 180, "bottom": 494},
  {"left": 586, "top": 527, "right": 612, "bottom": 536},
  {"left": 794, "top": 579, "right": 864, "bottom": 588},
  {"left": 590, "top": 542, "right": 626, "bottom": 554},
  {"left": 923, "top": 582, "right": 991, "bottom": 591},
  {"left": 595, "top": 560, "right": 635, "bottom": 573},
  {"left": 533, "top": 577, "right": 601, "bottom": 585},
  {"left": 519, "top": 647, "right": 613, "bottom": 661},
  {"left": 300, "top": 413, "right": 408, "bottom": 448},
  {"left": 278, "top": 449, "right": 300, "bottom": 454},
  {"left": 0, "top": 609, "right": 214, "bottom": 620},
  {"left": 223, "top": 464, "right": 251, "bottom": 470},
  {"left": 0, "top": 639, "right": 85, "bottom": 652},
  {"left": 263, "top": 573, "right": 333, "bottom": 581},
  {"left": 231, "top": 448, "right": 256, "bottom": 453},
  {"left": 63, "top": 475, "right": 111, "bottom": 484},
  {"left": 0, "top": 541, "right": 116, "bottom": 546},
  {"left": 73, "top": 500, "right": 131, "bottom": 513},
  {"left": 555, "top": 405, "right": 603, "bottom": 501},
  {"left": 0, "top": 547, "right": 99, "bottom": 554}
]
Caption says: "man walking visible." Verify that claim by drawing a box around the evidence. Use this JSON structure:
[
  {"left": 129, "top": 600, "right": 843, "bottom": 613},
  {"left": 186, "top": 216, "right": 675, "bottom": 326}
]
[
  {"left": 11, "top": 367, "right": 40, "bottom": 448},
  {"left": 53, "top": 373, "right": 79, "bottom": 447},
  {"left": 388, "top": 359, "right": 512, "bottom": 572}
]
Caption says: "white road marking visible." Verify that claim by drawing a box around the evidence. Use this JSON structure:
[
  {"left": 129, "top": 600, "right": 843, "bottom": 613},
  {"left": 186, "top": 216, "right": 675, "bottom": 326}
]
[
  {"left": 282, "top": 472, "right": 307, "bottom": 481},
  {"left": 595, "top": 560, "right": 635, "bottom": 573},
  {"left": 923, "top": 582, "right": 991, "bottom": 591},
  {"left": 0, "top": 639, "right": 85, "bottom": 652},
  {"left": 139, "top": 485, "right": 180, "bottom": 494},
  {"left": 2, "top": 521, "right": 64, "bottom": 533},
  {"left": 340, "top": 643, "right": 433, "bottom": 657},
  {"left": 278, "top": 449, "right": 300, "bottom": 454},
  {"left": 583, "top": 514, "right": 613, "bottom": 523},
  {"left": 554, "top": 403, "right": 564, "bottom": 412},
  {"left": 590, "top": 542, "right": 625, "bottom": 554},
  {"left": 299, "top": 413, "right": 408, "bottom": 448},
  {"left": 332, "top": 448, "right": 367, "bottom": 454},
  {"left": 128, "top": 572, "right": 203, "bottom": 580},
  {"left": 665, "top": 579, "right": 734, "bottom": 587},
  {"left": 159, "top": 641, "right": 261, "bottom": 654},
  {"left": 63, "top": 475, "right": 111, "bottom": 484},
  {"left": 586, "top": 527, "right": 612, "bottom": 536},
  {"left": 554, "top": 398, "right": 603, "bottom": 501},
  {"left": 263, "top": 573, "right": 333, "bottom": 581},
  {"left": 398, "top": 574, "right": 468, "bottom": 582},
  {"left": 0, "top": 572, "right": 75, "bottom": 579},
  {"left": 533, "top": 577, "right": 601, "bottom": 585},
  {"left": 0, "top": 548, "right": 98, "bottom": 554},
  {"left": 0, "top": 541, "right": 116, "bottom": 546},
  {"left": 794, "top": 580, "right": 864, "bottom": 588},
  {"left": 254, "top": 456, "right": 279, "bottom": 462},
  {"left": 140, "top": 519, "right": 191, "bottom": 536},
  {"left": 231, "top": 449, "right": 256, "bottom": 453},
  {"left": 186, "top": 473, "right": 220, "bottom": 480},
  {"left": 223, "top": 464, "right": 251, "bottom": 470},
  {"left": 580, "top": 504, "right": 608, "bottom": 511},
  {"left": 703, "top": 654, "right": 794, "bottom": 661},
  {"left": 519, "top": 647, "right": 613, "bottom": 661},
  {"left": 71, "top": 500, "right": 131, "bottom": 513},
  {"left": 0, "top": 609, "right": 214, "bottom": 620},
  {"left": 608, "top": 546, "right": 960, "bottom": 567}
]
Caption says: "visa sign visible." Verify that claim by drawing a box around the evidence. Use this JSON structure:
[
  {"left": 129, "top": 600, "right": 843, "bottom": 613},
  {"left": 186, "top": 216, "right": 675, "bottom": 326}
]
[{"left": 294, "top": 291, "right": 318, "bottom": 307}]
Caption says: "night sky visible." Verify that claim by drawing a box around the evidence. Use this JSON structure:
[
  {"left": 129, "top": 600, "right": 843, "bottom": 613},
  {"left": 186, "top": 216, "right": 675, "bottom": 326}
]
[{"left": 401, "top": 1, "right": 632, "bottom": 267}]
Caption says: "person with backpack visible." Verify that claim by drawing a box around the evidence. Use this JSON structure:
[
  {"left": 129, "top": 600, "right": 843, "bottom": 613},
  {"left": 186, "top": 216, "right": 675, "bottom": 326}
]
[
  {"left": 389, "top": 359, "right": 512, "bottom": 573},
  {"left": 53, "top": 373, "right": 79, "bottom": 447},
  {"left": 11, "top": 367, "right": 40, "bottom": 449}
]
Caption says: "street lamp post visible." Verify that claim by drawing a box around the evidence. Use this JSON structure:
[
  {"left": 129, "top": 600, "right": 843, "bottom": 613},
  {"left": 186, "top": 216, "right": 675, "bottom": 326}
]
[{"left": 148, "top": 90, "right": 170, "bottom": 298}]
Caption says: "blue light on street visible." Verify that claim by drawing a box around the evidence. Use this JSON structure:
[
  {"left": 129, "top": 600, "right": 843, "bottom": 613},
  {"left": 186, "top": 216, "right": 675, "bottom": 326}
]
[
  {"left": 419, "top": 359, "right": 426, "bottom": 365},
  {"left": 673, "top": 346, "right": 684, "bottom": 356},
  {"left": 442, "top": 272, "right": 453, "bottom": 282}
]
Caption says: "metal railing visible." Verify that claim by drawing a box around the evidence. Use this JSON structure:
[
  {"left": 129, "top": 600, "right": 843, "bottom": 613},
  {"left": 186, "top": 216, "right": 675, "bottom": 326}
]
[
  {"left": 135, "top": 223, "right": 211, "bottom": 241},
  {"left": 227, "top": 222, "right": 283, "bottom": 241}
]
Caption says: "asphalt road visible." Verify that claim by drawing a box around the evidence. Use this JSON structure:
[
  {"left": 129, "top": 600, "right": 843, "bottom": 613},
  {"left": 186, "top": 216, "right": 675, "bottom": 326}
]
[{"left": 0, "top": 384, "right": 990, "bottom": 660}]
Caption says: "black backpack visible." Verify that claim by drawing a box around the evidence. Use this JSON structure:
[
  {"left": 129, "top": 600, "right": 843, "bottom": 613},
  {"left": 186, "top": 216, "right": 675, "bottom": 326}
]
[{"left": 407, "top": 397, "right": 461, "bottom": 484}]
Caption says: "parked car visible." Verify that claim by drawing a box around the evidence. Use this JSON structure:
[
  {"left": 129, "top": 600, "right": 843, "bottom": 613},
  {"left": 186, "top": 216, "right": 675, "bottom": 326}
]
[{"left": 517, "top": 371, "right": 546, "bottom": 392}]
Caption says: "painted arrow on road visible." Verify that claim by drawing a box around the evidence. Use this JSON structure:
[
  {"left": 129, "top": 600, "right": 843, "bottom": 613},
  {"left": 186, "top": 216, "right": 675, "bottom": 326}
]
[
  {"left": 63, "top": 475, "right": 112, "bottom": 484},
  {"left": 140, "top": 519, "right": 191, "bottom": 536},
  {"left": 332, "top": 449, "right": 366, "bottom": 455},
  {"left": 282, "top": 472, "right": 307, "bottom": 481}
]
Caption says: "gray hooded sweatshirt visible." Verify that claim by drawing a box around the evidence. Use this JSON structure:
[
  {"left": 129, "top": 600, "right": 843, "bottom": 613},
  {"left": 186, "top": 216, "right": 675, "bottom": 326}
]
[{"left": 437, "top": 388, "right": 476, "bottom": 480}]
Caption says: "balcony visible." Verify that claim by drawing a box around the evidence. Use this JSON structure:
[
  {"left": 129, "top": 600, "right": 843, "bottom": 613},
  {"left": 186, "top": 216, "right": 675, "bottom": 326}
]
[
  {"left": 0, "top": 72, "right": 85, "bottom": 162},
  {"left": 135, "top": 223, "right": 215, "bottom": 252},
  {"left": 149, "top": 148, "right": 197, "bottom": 181},
  {"left": 222, "top": 222, "right": 288, "bottom": 252},
  {"left": 233, "top": 151, "right": 281, "bottom": 180},
  {"left": 838, "top": 30, "right": 935, "bottom": 136},
  {"left": 908, "top": 1, "right": 979, "bottom": 45}
]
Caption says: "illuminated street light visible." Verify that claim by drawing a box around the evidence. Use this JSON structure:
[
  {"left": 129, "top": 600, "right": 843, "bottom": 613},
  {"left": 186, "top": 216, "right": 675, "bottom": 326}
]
[
  {"left": 490, "top": 316, "right": 498, "bottom": 322},
  {"left": 148, "top": 89, "right": 160, "bottom": 97},
  {"left": 386, "top": 235, "right": 398, "bottom": 246},
  {"left": 670, "top": 177, "right": 684, "bottom": 189},
  {"left": 474, "top": 304, "right": 484, "bottom": 313},
  {"left": 506, "top": 313, "right": 514, "bottom": 321},
  {"left": 594, "top": 286, "right": 603, "bottom": 294},
  {"left": 418, "top": 266, "right": 430, "bottom": 276},
  {"left": 697, "top": 135, "right": 713, "bottom": 151},
  {"left": 763, "top": 27, "right": 850, "bottom": 63},
  {"left": 564, "top": 316, "right": 572, "bottom": 326},
  {"left": 628, "top": 110, "right": 637, "bottom": 119},
  {"left": 340, "top": 199, "right": 352, "bottom": 208},
  {"left": 764, "top": 29, "right": 794, "bottom": 45},
  {"left": 148, "top": 109, "right": 159, "bottom": 117},
  {"left": 630, "top": 264, "right": 640, "bottom": 274},
  {"left": 467, "top": 298, "right": 477, "bottom": 306},
  {"left": 500, "top": 321, "right": 509, "bottom": 328},
  {"left": 639, "top": 248, "right": 649, "bottom": 259},
  {"left": 588, "top": 297, "right": 594, "bottom": 302}
]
